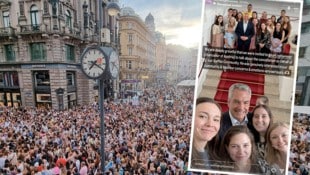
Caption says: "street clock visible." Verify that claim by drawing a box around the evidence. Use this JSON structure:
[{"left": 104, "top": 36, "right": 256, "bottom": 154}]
[
  {"left": 80, "top": 46, "right": 108, "bottom": 79},
  {"left": 100, "top": 47, "right": 120, "bottom": 79},
  {"left": 108, "top": 50, "right": 119, "bottom": 79}
]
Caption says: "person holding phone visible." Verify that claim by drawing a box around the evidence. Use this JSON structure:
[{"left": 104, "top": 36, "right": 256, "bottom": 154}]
[{"left": 190, "top": 97, "right": 222, "bottom": 169}]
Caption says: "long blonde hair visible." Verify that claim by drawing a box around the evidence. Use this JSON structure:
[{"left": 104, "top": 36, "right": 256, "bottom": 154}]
[
  {"left": 265, "top": 122, "right": 289, "bottom": 164},
  {"left": 228, "top": 17, "right": 236, "bottom": 28}
]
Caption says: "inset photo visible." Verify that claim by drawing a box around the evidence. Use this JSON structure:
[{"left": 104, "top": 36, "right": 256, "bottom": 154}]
[{"left": 189, "top": 0, "right": 303, "bottom": 174}]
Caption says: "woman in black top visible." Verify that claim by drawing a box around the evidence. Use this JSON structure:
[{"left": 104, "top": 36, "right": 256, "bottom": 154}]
[
  {"left": 281, "top": 16, "right": 291, "bottom": 44},
  {"left": 270, "top": 22, "right": 284, "bottom": 53},
  {"left": 256, "top": 22, "right": 271, "bottom": 53},
  {"left": 281, "top": 16, "right": 291, "bottom": 54}
]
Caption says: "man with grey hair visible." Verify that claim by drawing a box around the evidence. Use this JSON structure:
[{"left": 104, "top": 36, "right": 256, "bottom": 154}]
[{"left": 218, "top": 83, "right": 252, "bottom": 139}]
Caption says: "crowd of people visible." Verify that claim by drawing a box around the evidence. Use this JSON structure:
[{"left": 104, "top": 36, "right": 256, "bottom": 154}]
[
  {"left": 0, "top": 83, "right": 301, "bottom": 175},
  {"left": 210, "top": 3, "right": 293, "bottom": 55},
  {"left": 288, "top": 113, "right": 310, "bottom": 175},
  {"left": 0, "top": 85, "right": 198, "bottom": 175},
  {"left": 190, "top": 83, "right": 289, "bottom": 174}
]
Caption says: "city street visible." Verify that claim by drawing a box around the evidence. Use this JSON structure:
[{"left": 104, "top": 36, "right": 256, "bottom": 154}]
[{"left": 0, "top": 84, "right": 195, "bottom": 174}]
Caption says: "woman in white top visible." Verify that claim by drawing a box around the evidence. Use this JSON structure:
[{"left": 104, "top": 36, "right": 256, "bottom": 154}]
[
  {"left": 224, "top": 17, "right": 236, "bottom": 49},
  {"left": 211, "top": 15, "right": 224, "bottom": 48}
]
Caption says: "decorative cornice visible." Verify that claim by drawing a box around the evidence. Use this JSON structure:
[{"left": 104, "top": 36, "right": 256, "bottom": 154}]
[{"left": 0, "top": 0, "right": 11, "bottom": 7}]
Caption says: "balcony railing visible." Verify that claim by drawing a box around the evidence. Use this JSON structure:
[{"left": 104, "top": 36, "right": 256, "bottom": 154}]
[
  {"left": 19, "top": 24, "right": 82, "bottom": 38},
  {"left": 34, "top": 85, "right": 51, "bottom": 93},
  {"left": 17, "top": 23, "right": 94, "bottom": 41},
  {"left": 0, "top": 27, "right": 16, "bottom": 36},
  {"left": 19, "top": 24, "right": 49, "bottom": 34},
  {"left": 63, "top": 27, "right": 82, "bottom": 39}
]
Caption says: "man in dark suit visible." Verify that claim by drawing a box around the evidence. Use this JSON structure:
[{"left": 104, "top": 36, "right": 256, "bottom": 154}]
[
  {"left": 235, "top": 12, "right": 254, "bottom": 52},
  {"left": 218, "top": 83, "right": 252, "bottom": 140}
]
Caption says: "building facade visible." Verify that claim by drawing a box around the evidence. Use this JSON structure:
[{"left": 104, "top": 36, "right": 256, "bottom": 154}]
[
  {"left": 165, "top": 44, "right": 196, "bottom": 84},
  {"left": 295, "top": 0, "right": 310, "bottom": 105},
  {"left": 190, "top": 49, "right": 198, "bottom": 79},
  {"left": 118, "top": 6, "right": 198, "bottom": 92},
  {"left": 0, "top": 0, "right": 119, "bottom": 109},
  {"left": 154, "top": 32, "right": 167, "bottom": 84},
  {"left": 118, "top": 7, "right": 155, "bottom": 97},
  {"left": 166, "top": 45, "right": 180, "bottom": 84}
]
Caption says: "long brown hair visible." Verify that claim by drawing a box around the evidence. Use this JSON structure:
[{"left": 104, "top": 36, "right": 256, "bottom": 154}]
[
  {"left": 219, "top": 125, "right": 258, "bottom": 164},
  {"left": 250, "top": 104, "right": 274, "bottom": 143},
  {"left": 195, "top": 97, "right": 222, "bottom": 160},
  {"left": 257, "top": 22, "right": 268, "bottom": 35},
  {"left": 281, "top": 16, "right": 291, "bottom": 32},
  {"left": 214, "top": 15, "right": 224, "bottom": 26}
]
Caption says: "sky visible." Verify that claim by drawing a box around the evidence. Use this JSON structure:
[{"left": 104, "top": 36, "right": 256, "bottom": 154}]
[{"left": 118, "top": 0, "right": 203, "bottom": 48}]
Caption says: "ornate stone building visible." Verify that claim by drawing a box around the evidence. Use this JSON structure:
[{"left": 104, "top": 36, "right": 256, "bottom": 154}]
[
  {"left": 0, "top": 0, "right": 119, "bottom": 109},
  {"left": 118, "top": 7, "right": 155, "bottom": 96}
]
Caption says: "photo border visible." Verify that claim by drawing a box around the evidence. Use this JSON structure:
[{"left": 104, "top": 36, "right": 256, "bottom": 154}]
[{"left": 189, "top": 0, "right": 303, "bottom": 174}]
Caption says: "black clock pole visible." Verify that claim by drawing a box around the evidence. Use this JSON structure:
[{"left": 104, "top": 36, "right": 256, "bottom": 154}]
[
  {"left": 99, "top": 0, "right": 105, "bottom": 173},
  {"left": 99, "top": 78, "right": 105, "bottom": 173}
]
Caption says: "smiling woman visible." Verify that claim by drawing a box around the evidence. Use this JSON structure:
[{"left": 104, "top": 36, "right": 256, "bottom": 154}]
[
  {"left": 265, "top": 122, "right": 290, "bottom": 174},
  {"left": 249, "top": 104, "right": 274, "bottom": 158},
  {"left": 219, "top": 125, "right": 283, "bottom": 174},
  {"left": 190, "top": 97, "right": 222, "bottom": 169},
  {"left": 219, "top": 125, "right": 261, "bottom": 173}
]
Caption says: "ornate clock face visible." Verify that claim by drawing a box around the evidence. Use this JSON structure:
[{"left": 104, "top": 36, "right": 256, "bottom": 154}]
[
  {"left": 109, "top": 50, "right": 119, "bottom": 79},
  {"left": 81, "top": 47, "right": 106, "bottom": 79}
]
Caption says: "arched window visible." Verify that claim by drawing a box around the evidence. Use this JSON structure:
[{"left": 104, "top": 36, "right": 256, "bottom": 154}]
[
  {"left": 30, "top": 5, "right": 40, "bottom": 29},
  {"left": 65, "top": 10, "right": 72, "bottom": 29}
]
